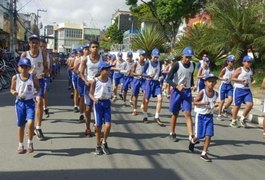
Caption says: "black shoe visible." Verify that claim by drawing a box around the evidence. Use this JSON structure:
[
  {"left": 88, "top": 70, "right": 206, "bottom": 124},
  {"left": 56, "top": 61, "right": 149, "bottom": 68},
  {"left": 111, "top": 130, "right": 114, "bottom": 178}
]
[
  {"left": 44, "top": 109, "right": 49, "bottom": 118},
  {"left": 34, "top": 129, "right": 45, "bottom": 141},
  {"left": 188, "top": 141, "right": 195, "bottom": 152},
  {"left": 74, "top": 107, "right": 79, "bottom": 113},
  {"left": 169, "top": 133, "right": 177, "bottom": 142},
  {"left": 200, "top": 154, "right": 212, "bottom": 162},
  {"left": 154, "top": 118, "right": 165, "bottom": 127},
  {"left": 79, "top": 115, "right": 84, "bottom": 123},
  {"left": 95, "top": 146, "right": 103, "bottom": 155},
  {"left": 143, "top": 117, "right": 148, "bottom": 123},
  {"left": 84, "top": 128, "right": 93, "bottom": 137},
  {"left": 102, "top": 143, "right": 110, "bottom": 155}
]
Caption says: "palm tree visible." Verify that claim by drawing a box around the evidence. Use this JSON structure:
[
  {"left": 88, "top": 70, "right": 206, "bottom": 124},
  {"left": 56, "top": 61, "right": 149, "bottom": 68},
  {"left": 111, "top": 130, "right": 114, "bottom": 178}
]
[{"left": 131, "top": 25, "right": 166, "bottom": 58}]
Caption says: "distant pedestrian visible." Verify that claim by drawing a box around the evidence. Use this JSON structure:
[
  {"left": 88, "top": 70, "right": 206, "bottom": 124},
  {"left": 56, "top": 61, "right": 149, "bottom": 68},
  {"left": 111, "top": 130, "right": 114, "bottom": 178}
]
[
  {"left": 89, "top": 61, "right": 113, "bottom": 155},
  {"left": 216, "top": 55, "right": 235, "bottom": 121},
  {"left": 10, "top": 58, "right": 40, "bottom": 153},
  {"left": 196, "top": 57, "right": 210, "bottom": 92},
  {"left": 230, "top": 55, "right": 254, "bottom": 128},
  {"left": 193, "top": 74, "right": 218, "bottom": 162},
  {"left": 262, "top": 77, "right": 265, "bottom": 139}
]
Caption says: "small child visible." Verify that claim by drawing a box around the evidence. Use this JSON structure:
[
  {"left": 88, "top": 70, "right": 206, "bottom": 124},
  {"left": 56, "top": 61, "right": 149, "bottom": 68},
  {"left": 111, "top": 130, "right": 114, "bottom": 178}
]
[
  {"left": 217, "top": 55, "right": 235, "bottom": 121},
  {"left": 89, "top": 61, "right": 113, "bottom": 155},
  {"left": 231, "top": 55, "right": 254, "bottom": 128},
  {"left": 262, "top": 77, "right": 265, "bottom": 139},
  {"left": 193, "top": 74, "right": 218, "bottom": 162},
  {"left": 197, "top": 57, "right": 210, "bottom": 92},
  {"left": 10, "top": 58, "right": 39, "bottom": 154}
]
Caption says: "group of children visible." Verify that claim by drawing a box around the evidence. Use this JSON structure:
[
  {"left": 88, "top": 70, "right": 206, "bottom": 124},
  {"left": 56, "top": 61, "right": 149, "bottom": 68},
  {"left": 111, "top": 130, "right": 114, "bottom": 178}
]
[{"left": 11, "top": 39, "right": 265, "bottom": 162}]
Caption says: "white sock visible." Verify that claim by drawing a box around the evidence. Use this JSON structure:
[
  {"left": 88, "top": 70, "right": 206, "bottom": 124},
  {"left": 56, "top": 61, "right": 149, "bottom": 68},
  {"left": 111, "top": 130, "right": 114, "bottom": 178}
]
[
  {"left": 201, "top": 151, "right": 207, "bottom": 155},
  {"left": 240, "top": 116, "right": 245, "bottom": 121},
  {"left": 74, "top": 105, "right": 78, "bottom": 108},
  {"left": 155, "top": 112, "right": 159, "bottom": 119},
  {"left": 18, "top": 142, "right": 23, "bottom": 147},
  {"left": 143, "top": 112, "right": 148, "bottom": 118},
  {"left": 133, "top": 109, "right": 136, "bottom": 112},
  {"left": 27, "top": 139, "right": 33, "bottom": 144},
  {"left": 189, "top": 135, "right": 193, "bottom": 141},
  {"left": 36, "top": 126, "right": 41, "bottom": 129}
]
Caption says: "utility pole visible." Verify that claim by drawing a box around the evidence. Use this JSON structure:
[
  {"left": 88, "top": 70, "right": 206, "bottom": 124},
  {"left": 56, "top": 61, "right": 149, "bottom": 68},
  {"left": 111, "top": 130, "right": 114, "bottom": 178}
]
[{"left": 9, "top": 0, "right": 15, "bottom": 52}]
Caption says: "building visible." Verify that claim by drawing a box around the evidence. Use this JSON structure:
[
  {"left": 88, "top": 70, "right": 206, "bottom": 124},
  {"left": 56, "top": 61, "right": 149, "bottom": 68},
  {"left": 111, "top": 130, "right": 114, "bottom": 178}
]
[
  {"left": 45, "top": 22, "right": 100, "bottom": 53},
  {"left": 112, "top": 9, "right": 137, "bottom": 31}
]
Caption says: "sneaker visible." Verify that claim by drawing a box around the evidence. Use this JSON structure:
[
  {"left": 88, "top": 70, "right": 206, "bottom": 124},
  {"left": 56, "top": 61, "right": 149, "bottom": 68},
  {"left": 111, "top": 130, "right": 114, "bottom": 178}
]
[
  {"left": 118, "top": 93, "right": 123, "bottom": 100},
  {"left": 102, "top": 143, "right": 111, "bottom": 155},
  {"left": 230, "top": 120, "right": 239, "bottom": 128},
  {"left": 34, "top": 129, "right": 45, "bottom": 141},
  {"left": 17, "top": 145, "right": 25, "bottom": 154},
  {"left": 44, "top": 109, "right": 49, "bottom": 118},
  {"left": 84, "top": 128, "right": 93, "bottom": 137},
  {"left": 95, "top": 146, "right": 103, "bottom": 155},
  {"left": 132, "top": 111, "right": 137, "bottom": 116},
  {"left": 154, "top": 118, "right": 165, "bottom": 127},
  {"left": 74, "top": 107, "right": 79, "bottom": 113},
  {"left": 143, "top": 117, "right": 148, "bottom": 123},
  {"left": 27, "top": 143, "right": 34, "bottom": 153},
  {"left": 79, "top": 115, "right": 85, "bottom": 123},
  {"left": 188, "top": 141, "right": 195, "bottom": 152},
  {"left": 239, "top": 118, "right": 247, "bottom": 128},
  {"left": 200, "top": 154, "right": 212, "bottom": 162},
  {"left": 216, "top": 115, "right": 223, "bottom": 121},
  {"left": 169, "top": 133, "right": 177, "bottom": 142}
]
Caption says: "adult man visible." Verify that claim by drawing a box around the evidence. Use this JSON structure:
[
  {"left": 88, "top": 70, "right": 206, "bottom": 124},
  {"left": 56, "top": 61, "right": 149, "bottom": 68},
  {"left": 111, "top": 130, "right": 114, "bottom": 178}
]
[
  {"left": 166, "top": 46, "right": 198, "bottom": 151},
  {"left": 21, "top": 35, "right": 48, "bottom": 140},
  {"left": 80, "top": 41, "right": 103, "bottom": 136}
]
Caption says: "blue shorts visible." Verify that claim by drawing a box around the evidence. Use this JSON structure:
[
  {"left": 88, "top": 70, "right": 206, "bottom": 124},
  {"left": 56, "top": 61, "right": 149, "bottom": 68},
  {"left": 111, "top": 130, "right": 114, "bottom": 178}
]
[
  {"left": 219, "top": 83, "right": 233, "bottom": 100},
  {"left": 122, "top": 76, "right": 133, "bottom": 92},
  {"left": 15, "top": 99, "right": 35, "bottom": 127},
  {"left": 198, "top": 79, "right": 205, "bottom": 92},
  {"left": 67, "top": 69, "right": 72, "bottom": 79},
  {"left": 169, "top": 88, "right": 192, "bottom": 113},
  {"left": 44, "top": 77, "right": 50, "bottom": 91},
  {"left": 72, "top": 73, "right": 78, "bottom": 89},
  {"left": 93, "top": 100, "right": 111, "bottom": 127},
  {"left": 195, "top": 113, "right": 214, "bottom": 139},
  {"left": 131, "top": 78, "right": 145, "bottom": 96},
  {"left": 84, "top": 85, "right": 93, "bottom": 106},
  {"left": 113, "top": 75, "right": 124, "bottom": 87},
  {"left": 77, "top": 77, "right": 85, "bottom": 97},
  {"left": 233, "top": 88, "right": 253, "bottom": 106},
  {"left": 144, "top": 80, "right": 162, "bottom": 100},
  {"left": 37, "top": 79, "right": 45, "bottom": 97}
]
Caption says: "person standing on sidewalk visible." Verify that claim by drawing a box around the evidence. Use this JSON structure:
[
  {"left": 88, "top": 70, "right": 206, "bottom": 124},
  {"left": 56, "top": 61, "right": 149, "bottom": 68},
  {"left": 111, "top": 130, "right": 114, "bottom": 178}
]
[
  {"left": 80, "top": 41, "right": 103, "bottom": 137},
  {"left": 166, "top": 46, "right": 198, "bottom": 151},
  {"left": 10, "top": 58, "right": 40, "bottom": 153},
  {"left": 216, "top": 55, "right": 235, "bottom": 121},
  {"left": 142, "top": 48, "right": 164, "bottom": 126},
  {"left": 89, "top": 61, "right": 113, "bottom": 155},
  {"left": 230, "top": 55, "right": 254, "bottom": 128},
  {"left": 262, "top": 77, "right": 265, "bottom": 139},
  {"left": 21, "top": 35, "right": 48, "bottom": 141},
  {"left": 193, "top": 74, "right": 218, "bottom": 162}
]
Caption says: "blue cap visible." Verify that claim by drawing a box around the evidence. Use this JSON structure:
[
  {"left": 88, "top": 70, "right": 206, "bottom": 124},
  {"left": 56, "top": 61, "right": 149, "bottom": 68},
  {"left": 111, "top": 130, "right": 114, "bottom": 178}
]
[
  {"left": 205, "top": 73, "right": 218, "bottom": 81},
  {"left": 117, "top": 52, "right": 123, "bottom": 57},
  {"left": 182, "top": 46, "right": 194, "bottom": 57},
  {"left": 98, "top": 61, "right": 113, "bottom": 71},
  {"left": 18, "top": 58, "right": 31, "bottom": 67},
  {"left": 112, "top": 54, "right": 116, "bottom": 60},
  {"left": 83, "top": 43, "right": 89, "bottom": 48},
  {"left": 243, "top": 55, "right": 253, "bottom": 62},
  {"left": 203, "top": 57, "right": 209, "bottom": 62},
  {"left": 77, "top": 47, "right": 83, "bottom": 52},
  {"left": 139, "top": 50, "right": 146, "bottom": 56},
  {"left": 28, "top": 34, "right": 40, "bottom": 41},
  {"left": 151, "top": 48, "right": 160, "bottom": 57},
  {"left": 227, "top": 55, "right": 235, "bottom": 62},
  {"left": 127, "top": 51, "right": 133, "bottom": 57}
]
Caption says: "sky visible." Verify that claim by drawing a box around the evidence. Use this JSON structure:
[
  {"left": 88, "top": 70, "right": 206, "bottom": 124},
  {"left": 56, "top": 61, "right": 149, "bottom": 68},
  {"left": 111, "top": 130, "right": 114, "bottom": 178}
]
[{"left": 18, "top": 0, "right": 130, "bottom": 29}]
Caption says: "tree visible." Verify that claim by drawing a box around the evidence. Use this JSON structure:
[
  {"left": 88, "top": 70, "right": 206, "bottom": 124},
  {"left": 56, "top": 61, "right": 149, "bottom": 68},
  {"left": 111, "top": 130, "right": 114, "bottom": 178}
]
[
  {"left": 126, "top": 0, "right": 205, "bottom": 48},
  {"left": 104, "top": 19, "right": 125, "bottom": 44},
  {"left": 131, "top": 25, "right": 166, "bottom": 58}
]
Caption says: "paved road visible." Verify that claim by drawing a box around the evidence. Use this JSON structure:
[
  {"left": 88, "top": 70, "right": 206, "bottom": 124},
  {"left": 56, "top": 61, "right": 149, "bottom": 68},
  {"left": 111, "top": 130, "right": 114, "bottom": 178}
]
[{"left": 0, "top": 67, "right": 264, "bottom": 180}]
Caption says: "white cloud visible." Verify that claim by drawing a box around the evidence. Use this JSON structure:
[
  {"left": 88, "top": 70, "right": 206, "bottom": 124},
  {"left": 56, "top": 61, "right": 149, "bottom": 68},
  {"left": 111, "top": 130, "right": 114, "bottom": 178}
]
[{"left": 18, "top": 0, "right": 129, "bottom": 29}]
